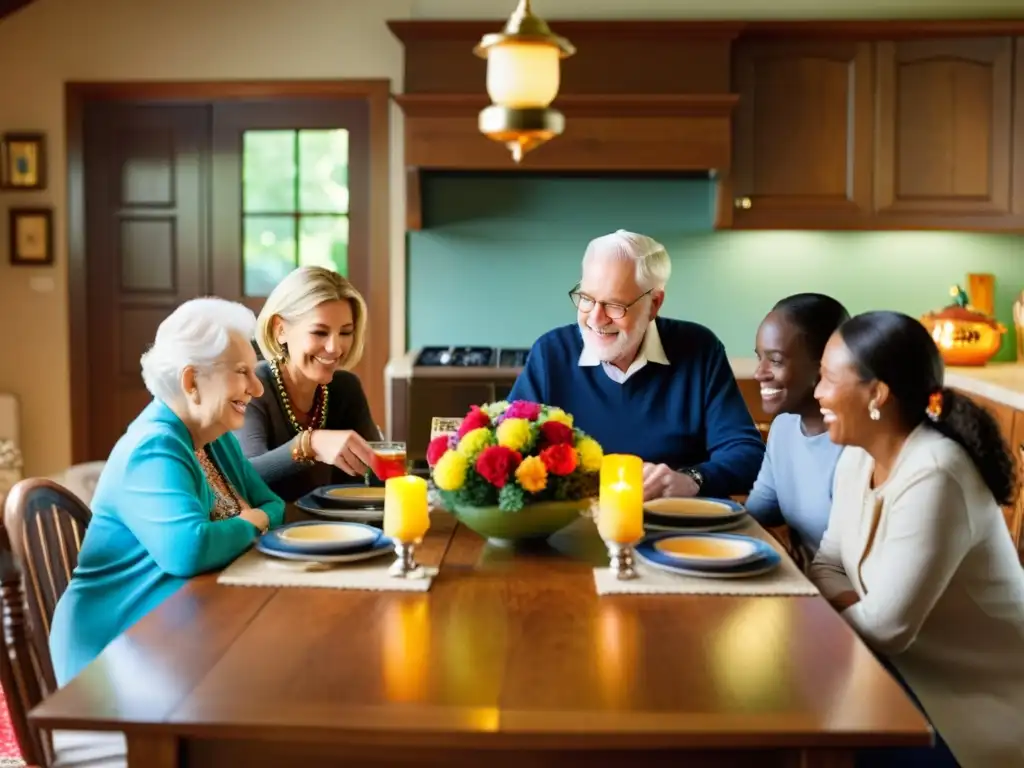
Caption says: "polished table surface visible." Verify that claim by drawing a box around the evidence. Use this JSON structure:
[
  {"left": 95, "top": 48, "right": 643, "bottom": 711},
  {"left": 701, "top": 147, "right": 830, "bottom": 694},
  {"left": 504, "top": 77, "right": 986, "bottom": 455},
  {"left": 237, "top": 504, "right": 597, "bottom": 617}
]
[{"left": 30, "top": 510, "right": 931, "bottom": 767}]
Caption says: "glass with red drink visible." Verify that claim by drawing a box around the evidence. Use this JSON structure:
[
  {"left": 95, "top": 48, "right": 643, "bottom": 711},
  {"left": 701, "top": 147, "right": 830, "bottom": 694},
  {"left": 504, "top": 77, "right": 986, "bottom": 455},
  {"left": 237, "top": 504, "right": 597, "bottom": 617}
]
[{"left": 368, "top": 441, "right": 407, "bottom": 481}]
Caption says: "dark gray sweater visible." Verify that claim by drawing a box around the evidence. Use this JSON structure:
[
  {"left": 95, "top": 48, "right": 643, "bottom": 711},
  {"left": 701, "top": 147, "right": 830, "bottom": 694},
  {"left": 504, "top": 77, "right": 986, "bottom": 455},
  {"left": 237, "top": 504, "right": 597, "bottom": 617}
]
[{"left": 233, "top": 360, "right": 379, "bottom": 502}]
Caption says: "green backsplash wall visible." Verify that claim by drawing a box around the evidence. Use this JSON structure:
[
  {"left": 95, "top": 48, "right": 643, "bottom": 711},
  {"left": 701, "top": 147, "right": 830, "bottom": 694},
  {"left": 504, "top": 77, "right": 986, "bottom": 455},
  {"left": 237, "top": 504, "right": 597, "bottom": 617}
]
[{"left": 407, "top": 175, "right": 1024, "bottom": 362}]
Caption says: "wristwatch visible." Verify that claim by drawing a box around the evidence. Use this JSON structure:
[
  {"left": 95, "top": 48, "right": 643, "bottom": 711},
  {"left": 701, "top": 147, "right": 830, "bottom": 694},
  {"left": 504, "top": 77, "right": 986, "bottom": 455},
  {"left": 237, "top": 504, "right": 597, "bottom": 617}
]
[{"left": 680, "top": 467, "right": 704, "bottom": 491}]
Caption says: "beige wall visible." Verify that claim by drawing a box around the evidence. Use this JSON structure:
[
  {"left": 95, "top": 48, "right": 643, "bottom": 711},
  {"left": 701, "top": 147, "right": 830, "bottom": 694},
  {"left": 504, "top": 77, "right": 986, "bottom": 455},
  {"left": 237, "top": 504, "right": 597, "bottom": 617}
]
[{"left": 1, "top": 0, "right": 1022, "bottom": 476}]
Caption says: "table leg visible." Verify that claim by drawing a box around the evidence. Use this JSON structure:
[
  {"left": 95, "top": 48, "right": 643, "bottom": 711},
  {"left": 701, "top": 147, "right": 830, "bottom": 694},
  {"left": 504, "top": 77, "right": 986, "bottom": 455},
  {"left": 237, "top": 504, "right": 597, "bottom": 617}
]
[
  {"left": 127, "top": 733, "right": 179, "bottom": 768},
  {"left": 788, "top": 750, "right": 855, "bottom": 768}
]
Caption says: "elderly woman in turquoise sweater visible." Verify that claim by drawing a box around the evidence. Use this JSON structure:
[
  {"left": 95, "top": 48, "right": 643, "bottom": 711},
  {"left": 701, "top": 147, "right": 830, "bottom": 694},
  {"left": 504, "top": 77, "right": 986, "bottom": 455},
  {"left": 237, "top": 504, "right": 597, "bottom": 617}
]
[{"left": 49, "top": 297, "right": 285, "bottom": 686}]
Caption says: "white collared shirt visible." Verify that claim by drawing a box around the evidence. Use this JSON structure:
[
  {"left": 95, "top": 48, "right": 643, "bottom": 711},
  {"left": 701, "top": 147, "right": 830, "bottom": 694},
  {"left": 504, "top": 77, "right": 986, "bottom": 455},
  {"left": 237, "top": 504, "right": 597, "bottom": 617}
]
[{"left": 578, "top": 320, "right": 669, "bottom": 383}]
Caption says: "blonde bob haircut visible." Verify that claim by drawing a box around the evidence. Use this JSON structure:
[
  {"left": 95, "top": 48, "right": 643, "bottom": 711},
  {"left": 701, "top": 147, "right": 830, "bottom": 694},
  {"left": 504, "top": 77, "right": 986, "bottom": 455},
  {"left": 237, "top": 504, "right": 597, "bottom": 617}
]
[{"left": 255, "top": 266, "right": 368, "bottom": 371}]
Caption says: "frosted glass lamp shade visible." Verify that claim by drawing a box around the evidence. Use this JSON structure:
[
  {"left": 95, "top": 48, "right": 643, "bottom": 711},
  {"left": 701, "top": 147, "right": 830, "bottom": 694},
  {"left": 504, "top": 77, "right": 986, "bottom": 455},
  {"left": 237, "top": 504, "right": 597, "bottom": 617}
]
[{"left": 485, "top": 42, "right": 561, "bottom": 109}]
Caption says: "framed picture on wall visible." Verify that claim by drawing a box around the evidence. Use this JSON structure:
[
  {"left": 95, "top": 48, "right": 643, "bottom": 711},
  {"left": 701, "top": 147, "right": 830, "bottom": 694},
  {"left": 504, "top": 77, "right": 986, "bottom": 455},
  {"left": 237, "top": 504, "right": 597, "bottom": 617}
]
[
  {"left": 8, "top": 208, "right": 53, "bottom": 266},
  {"left": 1, "top": 133, "right": 46, "bottom": 190}
]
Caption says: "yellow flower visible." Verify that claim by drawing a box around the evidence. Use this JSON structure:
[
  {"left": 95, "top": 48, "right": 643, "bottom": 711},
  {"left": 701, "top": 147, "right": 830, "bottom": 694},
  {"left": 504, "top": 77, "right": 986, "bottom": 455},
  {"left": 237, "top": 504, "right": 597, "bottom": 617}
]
[
  {"left": 575, "top": 437, "right": 603, "bottom": 473},
  {"left": 496, "top": 418, "right": 533, "bottom": 453},
  {"left": 515, "top": 455, "right": 548, "bottom": 493},
  {"left": 433, "top": 451, "right": 469, "bottom": 491},
  {"left": 456, "top": 427, "right": 493, "bottom": 459},
  {"left": 544, "top": 407, "right": 574, "bottom": 428}
]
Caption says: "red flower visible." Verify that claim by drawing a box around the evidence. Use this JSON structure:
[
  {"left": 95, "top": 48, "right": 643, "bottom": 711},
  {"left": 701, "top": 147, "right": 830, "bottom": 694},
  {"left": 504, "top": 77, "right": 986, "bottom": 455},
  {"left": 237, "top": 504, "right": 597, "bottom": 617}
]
[
  {"left": 457, "top": 406, "right": 491, "bottom": 439},
  {"left": 539, "top": 420, "right": 574, "bottom": 447},
  {"left": 475, "top": 445, "right": 522, "bottom": 488},
  {"left": 539, "top": 444, "right": 578, "bottom": 476},
  {"left": 426, "top": 435, "right": 450, "bottom": 466}
]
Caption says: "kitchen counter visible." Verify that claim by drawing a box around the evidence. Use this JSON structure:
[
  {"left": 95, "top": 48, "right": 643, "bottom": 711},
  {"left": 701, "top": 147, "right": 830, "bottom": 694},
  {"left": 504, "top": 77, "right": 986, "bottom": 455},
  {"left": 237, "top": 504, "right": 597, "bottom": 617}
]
[
  {"left": 386, "top": 351, "right": 763, "bottom": 380},
  {"left": 387, "top": 352, "right": 1024, "bottom": 410},
  {"left": 944, "top": 363, "right": 1024, "bottom": 411},
  {"left": 730, "top": 358, "right": 1024, "bottom": 411}
]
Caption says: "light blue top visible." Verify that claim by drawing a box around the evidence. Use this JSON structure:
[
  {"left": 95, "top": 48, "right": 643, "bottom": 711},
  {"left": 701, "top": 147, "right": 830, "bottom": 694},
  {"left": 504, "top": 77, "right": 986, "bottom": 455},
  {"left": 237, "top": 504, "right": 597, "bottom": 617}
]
[
  {"left": 49, "top": 399, "right": 286, "bottom": 686},
  {"left": 744, "top": 413, "right": 844, "bottom": 555}
]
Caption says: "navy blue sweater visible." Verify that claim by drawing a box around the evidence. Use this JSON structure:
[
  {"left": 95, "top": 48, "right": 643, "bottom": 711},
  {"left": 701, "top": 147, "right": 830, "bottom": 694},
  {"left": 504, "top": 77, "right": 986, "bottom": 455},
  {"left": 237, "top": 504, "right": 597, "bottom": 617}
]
[{"left": 507, "top": 318, "right": 765, "bottom": 498}]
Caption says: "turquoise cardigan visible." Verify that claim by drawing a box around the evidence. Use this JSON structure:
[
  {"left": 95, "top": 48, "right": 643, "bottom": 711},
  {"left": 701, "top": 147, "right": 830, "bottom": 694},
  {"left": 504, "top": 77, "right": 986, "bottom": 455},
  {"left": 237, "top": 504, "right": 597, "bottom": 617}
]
[{"left": 49, "top": 399, "right": 286, "bottom": 686}]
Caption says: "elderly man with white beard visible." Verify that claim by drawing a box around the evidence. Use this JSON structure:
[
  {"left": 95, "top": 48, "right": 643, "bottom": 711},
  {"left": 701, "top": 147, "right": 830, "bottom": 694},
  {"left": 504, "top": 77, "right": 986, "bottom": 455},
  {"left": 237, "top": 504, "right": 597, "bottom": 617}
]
[{"left": 507, "top": 230, "right": 765, "bottom": 500}]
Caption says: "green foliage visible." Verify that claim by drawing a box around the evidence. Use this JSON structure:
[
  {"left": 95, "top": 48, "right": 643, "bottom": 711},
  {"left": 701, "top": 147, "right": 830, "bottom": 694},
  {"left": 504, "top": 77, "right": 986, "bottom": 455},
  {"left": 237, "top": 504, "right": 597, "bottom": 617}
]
[{"left": 498, "top": 483, "right": 526, "bottom": 512}]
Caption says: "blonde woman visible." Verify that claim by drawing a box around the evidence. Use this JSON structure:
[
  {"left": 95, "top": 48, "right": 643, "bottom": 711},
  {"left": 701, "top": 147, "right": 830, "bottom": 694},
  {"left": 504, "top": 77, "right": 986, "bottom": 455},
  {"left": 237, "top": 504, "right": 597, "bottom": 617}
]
[{"left": 235, "top": 266, "right": 379, "bottom": 501}]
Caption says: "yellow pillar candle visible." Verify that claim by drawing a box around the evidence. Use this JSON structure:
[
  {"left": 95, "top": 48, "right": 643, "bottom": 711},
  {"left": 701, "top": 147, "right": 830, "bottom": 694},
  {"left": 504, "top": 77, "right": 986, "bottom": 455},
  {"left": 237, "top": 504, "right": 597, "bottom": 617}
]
[
  {"left": 598, "top": 454, "right": 644, "bottom": 543},
  {"left": 384, "top": 475, "right": 430, "bottom": 543}
]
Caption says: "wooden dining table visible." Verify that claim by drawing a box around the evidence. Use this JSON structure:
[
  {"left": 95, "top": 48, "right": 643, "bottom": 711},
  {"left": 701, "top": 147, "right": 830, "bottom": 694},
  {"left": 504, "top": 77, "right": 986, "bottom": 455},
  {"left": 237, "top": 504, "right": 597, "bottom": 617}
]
[{"left": 30, "top": 507, "right": 931, "bottom": 767}]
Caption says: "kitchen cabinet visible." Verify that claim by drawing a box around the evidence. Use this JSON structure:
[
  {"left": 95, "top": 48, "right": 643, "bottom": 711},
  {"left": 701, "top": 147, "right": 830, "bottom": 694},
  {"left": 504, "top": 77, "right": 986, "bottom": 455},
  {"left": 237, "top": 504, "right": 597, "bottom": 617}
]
[
  {"left": 731, "top": 40, "right": 874, "bottom": 229},
  {"left": 728, "top": 36, "right": 1024, "bottom": 231},
  {"left": 875, "top": 38, "right": 1019, "bottom": 224}
]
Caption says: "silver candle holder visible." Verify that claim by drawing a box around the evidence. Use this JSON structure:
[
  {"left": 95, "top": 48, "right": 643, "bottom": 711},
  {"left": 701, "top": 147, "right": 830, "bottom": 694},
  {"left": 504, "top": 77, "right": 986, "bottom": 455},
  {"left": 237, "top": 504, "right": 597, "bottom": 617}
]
[
  {"left": 388, "top": 540, "right": 426, "bottom": 579},
  {"left": 605, "top": 540, "right": 639, "bottom": 580}
]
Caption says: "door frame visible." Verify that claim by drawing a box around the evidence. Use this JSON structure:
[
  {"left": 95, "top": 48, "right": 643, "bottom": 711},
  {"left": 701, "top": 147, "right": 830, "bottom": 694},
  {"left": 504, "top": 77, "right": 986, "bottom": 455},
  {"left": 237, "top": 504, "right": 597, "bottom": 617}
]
[{"left": 65, "top": 80, "right": 391, "bottom": 464}]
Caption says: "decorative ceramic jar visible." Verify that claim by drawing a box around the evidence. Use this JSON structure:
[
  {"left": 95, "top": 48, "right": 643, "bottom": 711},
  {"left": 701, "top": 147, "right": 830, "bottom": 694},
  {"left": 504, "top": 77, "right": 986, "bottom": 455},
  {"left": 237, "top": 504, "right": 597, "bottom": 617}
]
[{"left": 920, "top": 285, "right": 1007, "bottom": 367}]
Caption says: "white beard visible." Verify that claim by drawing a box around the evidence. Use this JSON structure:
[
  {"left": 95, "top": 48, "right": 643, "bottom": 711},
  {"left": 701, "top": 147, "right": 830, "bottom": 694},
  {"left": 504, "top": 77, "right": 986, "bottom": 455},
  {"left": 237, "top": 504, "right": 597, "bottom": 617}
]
[{"left": 579, "top": 320, "right": 647, "bottom": 364}]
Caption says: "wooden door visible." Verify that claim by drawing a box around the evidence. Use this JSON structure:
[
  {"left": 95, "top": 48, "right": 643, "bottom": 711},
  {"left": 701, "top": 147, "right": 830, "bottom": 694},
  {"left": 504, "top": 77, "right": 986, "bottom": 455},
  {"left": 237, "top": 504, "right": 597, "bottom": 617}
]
[
  {"left": 210, "top": 101, "right": 386, "bottom": 427},
  {"left": 83, "top": 103, "right": 210, "bottom": 460},
  {"left": 730, "top": 40, "right": 874, "bottom": 229}
]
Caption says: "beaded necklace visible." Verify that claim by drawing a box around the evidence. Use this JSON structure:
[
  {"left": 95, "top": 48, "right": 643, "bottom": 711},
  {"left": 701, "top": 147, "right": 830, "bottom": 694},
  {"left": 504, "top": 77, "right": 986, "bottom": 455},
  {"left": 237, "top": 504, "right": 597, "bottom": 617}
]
[
  {"left": 269, "top": 359, "right": 329, "bottom": 435},
  {"left": 195, "top": 447, "right": 244, "bottom": 521}
]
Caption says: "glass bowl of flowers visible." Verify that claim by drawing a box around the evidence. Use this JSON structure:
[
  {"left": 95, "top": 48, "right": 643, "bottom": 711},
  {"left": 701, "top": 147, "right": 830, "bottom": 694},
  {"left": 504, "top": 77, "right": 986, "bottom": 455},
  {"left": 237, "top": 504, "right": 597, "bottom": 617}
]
[{"left": 426, "top": 400, "right": 603, "bottom": 546}]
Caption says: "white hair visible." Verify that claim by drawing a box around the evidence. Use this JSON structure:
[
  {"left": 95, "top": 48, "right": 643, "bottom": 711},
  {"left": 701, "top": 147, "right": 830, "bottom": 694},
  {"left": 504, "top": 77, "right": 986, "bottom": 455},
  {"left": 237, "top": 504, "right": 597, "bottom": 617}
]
[
  {"left": 581, "top": 229, "right": 672, "bottom": 292},
  {"left": 140, "top": 297, "right": 257, "bottom": 404}
]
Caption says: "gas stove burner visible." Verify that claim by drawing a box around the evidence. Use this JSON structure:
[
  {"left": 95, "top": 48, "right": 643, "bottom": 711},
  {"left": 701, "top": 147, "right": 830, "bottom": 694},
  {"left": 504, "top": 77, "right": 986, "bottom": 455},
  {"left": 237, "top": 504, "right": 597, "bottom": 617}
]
[
  {"left": 415, "top": 346, "right": 495, "bottom": 367},
  {"left": 497, "top": 348, "right": 530, "bottom": 368}
]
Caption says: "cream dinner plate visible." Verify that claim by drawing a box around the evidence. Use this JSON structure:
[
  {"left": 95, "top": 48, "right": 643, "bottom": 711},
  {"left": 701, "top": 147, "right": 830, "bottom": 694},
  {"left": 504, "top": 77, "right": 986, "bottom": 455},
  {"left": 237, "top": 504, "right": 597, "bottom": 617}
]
[
  {"left": 277, "top": 522, "right": 378, "bottom": 547},
  {"left": 644, "top": 497, "right": 745, "bottom": 519},
  {"left": 256, "top": 535, "right": 393, "bottom": 564},
  {"left": 637, "top": 532, "right": 780, "bottom": 578},
  {"left": 315, "top": 485, "right": 386, "bottom": 505},
  {"left": 652, "top": 534, "right": 760, "bottom": 567},
  {"left": 263, "top": 521, "right": 381, "bottom": 555}
]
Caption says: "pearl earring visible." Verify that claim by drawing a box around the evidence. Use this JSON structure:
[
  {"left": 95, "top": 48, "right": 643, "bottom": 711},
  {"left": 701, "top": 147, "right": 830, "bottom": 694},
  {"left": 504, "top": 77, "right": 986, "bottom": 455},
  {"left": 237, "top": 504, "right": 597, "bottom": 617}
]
[{"left": 868, "top": 401, "right": 881, "bottom": 421}]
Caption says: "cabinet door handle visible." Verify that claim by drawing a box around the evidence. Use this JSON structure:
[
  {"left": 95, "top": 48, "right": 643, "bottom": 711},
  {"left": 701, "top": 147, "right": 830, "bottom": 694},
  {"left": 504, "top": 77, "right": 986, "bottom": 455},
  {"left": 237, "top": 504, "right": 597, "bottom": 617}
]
[{"left": 734, "top": 197, "right": 752, "bottom": 210}]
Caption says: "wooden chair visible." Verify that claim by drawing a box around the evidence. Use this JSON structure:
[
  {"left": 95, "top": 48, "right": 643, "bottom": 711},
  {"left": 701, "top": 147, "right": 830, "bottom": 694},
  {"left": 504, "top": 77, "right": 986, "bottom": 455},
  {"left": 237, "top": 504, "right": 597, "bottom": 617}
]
[
  {"left": 0, "top": 478, "right": 124, "bottom": 767},
  {"left": 1015, "top": 445, "right": 1024, "bottom": 563}
]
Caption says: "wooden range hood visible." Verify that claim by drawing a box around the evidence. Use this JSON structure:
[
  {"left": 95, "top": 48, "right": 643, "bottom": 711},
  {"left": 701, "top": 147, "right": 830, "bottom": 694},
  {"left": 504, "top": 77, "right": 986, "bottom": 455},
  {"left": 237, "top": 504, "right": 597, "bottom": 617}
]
[{"left": 387, "top": 20, "right": 742, "bottom": 230}]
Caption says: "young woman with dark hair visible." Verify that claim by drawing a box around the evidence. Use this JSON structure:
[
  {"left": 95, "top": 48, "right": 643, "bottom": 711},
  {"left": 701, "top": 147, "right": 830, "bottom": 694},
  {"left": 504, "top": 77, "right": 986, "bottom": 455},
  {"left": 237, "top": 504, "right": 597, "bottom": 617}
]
[
  {"left": 745, "top": 293, "right": 850, "bottom": 558},
  {"left": 809, "top": 310, "right": 1024, "bottom": 768}
]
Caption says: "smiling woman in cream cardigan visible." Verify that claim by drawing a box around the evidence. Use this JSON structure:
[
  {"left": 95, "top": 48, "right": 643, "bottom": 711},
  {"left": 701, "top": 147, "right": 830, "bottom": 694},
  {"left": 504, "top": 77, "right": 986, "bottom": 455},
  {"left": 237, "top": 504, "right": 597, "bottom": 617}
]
[{"left": 810, "top": 311, "right": 1024, "bottom": 768}]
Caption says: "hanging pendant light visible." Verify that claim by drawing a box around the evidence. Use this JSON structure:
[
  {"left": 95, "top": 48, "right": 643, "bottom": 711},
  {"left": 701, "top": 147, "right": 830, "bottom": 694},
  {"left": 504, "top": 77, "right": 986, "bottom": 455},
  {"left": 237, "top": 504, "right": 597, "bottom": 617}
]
[{"left": 473, "top": 0, "right": 575, "bottom": 163}]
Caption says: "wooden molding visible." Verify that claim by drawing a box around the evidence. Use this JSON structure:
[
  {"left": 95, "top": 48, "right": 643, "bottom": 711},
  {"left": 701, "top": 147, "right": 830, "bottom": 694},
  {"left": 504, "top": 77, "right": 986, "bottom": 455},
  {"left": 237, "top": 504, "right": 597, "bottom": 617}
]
[
  {"left": 386, "top": 19, "right": 745, "bottom": 43},
  {"left": 389, "top": 20, "right": 735, "bottom": 95},
  {"left": 738, "top": 19, "right": 1024, "bottom": 39},
  {"left": 388, "top": 18, "right": 1024, "bottom": 44},
  {"left": 405, "top": 168, "right": 422, "bottom": 232},
  {"left": 393, "top": 93, "right": 739, "bottom": 118}
]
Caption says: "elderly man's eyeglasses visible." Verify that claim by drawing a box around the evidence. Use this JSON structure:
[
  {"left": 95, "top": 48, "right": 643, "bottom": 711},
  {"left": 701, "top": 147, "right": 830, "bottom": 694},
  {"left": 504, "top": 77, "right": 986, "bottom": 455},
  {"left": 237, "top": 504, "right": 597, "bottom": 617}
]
[{"left": 568, "top": 284, "right": 652, "bottom": 320}]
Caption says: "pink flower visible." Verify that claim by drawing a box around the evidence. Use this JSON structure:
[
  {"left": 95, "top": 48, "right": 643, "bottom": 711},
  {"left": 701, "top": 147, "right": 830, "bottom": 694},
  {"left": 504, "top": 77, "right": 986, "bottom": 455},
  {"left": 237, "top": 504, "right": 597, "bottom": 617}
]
[{"left": 504, "top": 400, "right": 542, "bottom": 421}]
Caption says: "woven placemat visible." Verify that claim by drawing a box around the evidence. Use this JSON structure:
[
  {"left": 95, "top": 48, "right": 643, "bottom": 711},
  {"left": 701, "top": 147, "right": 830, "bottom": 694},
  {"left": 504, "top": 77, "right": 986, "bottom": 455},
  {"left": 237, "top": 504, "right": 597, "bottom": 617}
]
[
  {"left": 593, "top": 520, "right": 820, "bottom": 597},
  {"left": 217, "top": 548, "right": 437, "bottom": 592}
]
